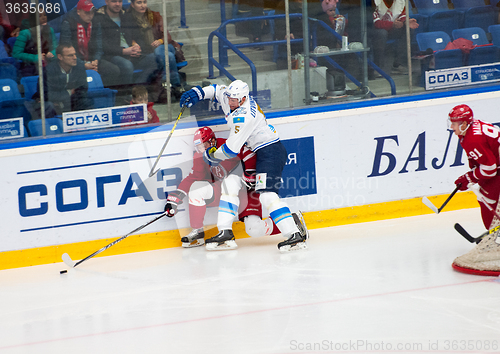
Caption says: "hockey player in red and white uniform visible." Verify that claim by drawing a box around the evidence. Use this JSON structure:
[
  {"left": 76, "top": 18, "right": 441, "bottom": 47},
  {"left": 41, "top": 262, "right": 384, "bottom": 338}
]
[
  {"left": 164, "top": 126, "right": 283, "bottom": 248},
  {"left": 179, "top": 80, "right": 309, "bottom": 252},
  {"left": 448, "top": 104, "right": 500, "bottom": 276}
]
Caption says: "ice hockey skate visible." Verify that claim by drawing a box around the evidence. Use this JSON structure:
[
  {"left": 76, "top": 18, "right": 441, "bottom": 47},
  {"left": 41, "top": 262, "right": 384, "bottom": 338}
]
[
  {"left": 292, "top": 211, "right": 309, "bottom": 240},
  {"left": 181, "top": 228, "right": 205, "bottom": 248},
  {"left": 205, "top": 229, "right": 238, "bottom": 251},
  {"left": 452, "top": 230, "right": 500, "bottom": 276},
  {"left": 277, "top": 232, "right": 308, "bottom": 253}
]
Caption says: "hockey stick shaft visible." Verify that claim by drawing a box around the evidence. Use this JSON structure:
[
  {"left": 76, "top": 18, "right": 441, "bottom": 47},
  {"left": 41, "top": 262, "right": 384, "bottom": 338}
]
[
  {"left": 148, "top": 105, "right": 186, "bottom": 178},
  {"left": 68, "top": 213, "right": 167, "bottom": 268},
  {"left": 422, "top": 184, "right": 461, "bottom": 214}
]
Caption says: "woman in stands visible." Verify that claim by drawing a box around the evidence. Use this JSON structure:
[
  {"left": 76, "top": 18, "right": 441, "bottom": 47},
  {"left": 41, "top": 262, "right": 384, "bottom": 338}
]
[
  {"left": 12, "top": 10, "right": 57, "bottom": 77},
  {"left": 123, "top": 0, "right": 185, "bottom": 98}
]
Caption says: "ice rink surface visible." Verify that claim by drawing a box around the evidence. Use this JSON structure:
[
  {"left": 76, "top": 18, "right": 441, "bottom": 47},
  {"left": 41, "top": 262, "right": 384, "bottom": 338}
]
[{"left": 1, "top": 208, "right": 500, "bottom": 354}]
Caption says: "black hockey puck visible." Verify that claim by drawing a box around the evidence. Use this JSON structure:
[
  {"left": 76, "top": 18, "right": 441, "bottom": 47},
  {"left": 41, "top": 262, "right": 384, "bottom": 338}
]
[{"left": 60, "top": 270, "right": 68, "bottom": 274}]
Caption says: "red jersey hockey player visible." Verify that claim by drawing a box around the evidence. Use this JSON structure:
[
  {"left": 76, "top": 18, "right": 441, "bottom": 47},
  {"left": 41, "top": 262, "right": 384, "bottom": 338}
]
[
  {"left": 164, "top": 126, "right": 281, "bottom": 248},
  {"left": 450, "top": 104, "right": 500, "bottom": 229},
  {"left": 449, "top": 104, "right": 500, "bottom": 276}
]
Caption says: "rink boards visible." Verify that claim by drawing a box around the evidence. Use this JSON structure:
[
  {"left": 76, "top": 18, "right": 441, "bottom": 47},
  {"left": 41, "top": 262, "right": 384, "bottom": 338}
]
[{"left": 2, "top": 88, "right": 497, "bottom": 269}]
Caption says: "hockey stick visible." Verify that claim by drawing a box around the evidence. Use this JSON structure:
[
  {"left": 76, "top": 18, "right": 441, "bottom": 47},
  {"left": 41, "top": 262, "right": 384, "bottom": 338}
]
[
  {"left": 422, "top": 184, "right": 461, "bottom": 214},
  {"left": 454, "top": 223, "right": 500, "bottom": 244},
  {"left": 148, "top": 104, "right": 187, "bottom": 178},
  {"left": 62, "top": 213, "right": 167, "bottom": 268}
]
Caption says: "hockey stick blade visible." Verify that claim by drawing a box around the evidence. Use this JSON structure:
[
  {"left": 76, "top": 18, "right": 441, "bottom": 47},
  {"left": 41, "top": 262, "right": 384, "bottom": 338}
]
[
  {"left": 422, "top": 196, "right": 439, "bottom": 213},
  {"left": 62, "top": 253, "right": 76, "bottom": 268},
  {"left": 62, "top": 213, "right": 167, "bottom": 268},
  {"left": 422, "top": 185, "right": 461, "bottom": 214},
  {"left": 454, "top": 223, "right": 479, "bottom": 243},
  {"left": 455, "top": 223, "right": 500, "bottom": 244}
]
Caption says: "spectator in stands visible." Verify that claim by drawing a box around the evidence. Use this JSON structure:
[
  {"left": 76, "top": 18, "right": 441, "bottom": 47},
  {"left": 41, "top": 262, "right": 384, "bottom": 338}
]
[
  {"left": 275, "top": 0, "right": 311, "bottom": 56},
  {"left": 130, "top": 85, "right": 159, "bottom": 124},
  {"left": 95, "top": 0, "right": 158, "bottom": 85},
  {"left": 236, "top": 0, "right": 266, "bottom": 48},
  {"left": 60, "top": 0, "right": 121, "bottom": 87},
  {"left": 12, "top": 10, "right": 57, "bottom": 77},
  {"left": 371, "top": 0, "right": 418, "bottom": 75},
  {"left": 35, "top": 43, "right": 93, "bottom": 114},
  {"left": 123, "top": 0, "right": 185, "bottom": 98}
]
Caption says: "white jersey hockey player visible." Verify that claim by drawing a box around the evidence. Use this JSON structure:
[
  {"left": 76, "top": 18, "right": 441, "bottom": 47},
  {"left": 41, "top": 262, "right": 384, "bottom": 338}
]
[{"left": 180, "top": 80, "right": 309, "bottom": 252}]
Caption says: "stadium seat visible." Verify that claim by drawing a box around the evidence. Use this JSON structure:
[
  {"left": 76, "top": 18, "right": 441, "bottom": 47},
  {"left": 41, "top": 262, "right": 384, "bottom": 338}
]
[
  {"left": 20, "top": 76, "right": 39, "bottom": 100},
  {"left": 434, "top": 49, "right": 464, "bottom": 69},
  {"left": 0, "top": 79, "right": 30, "bottom": 122},
  {"left": 0, "top": 63, "right": 18, "bottom": 82},
  {"left": 467, "top": 46, "right": 500, "bottom": 66},
  {"left": 488, "top": 25, "right": 500, "bottom": 47},
  {"left": 428, "top": 10, "right": 460, "bottom": 38},
  {"left": 86, "top": 70, "right": 117, "bottom": 109},
  {"left": 412, "top": 0, "right": 449, "bottom": 15},
  {"left": 7, "top": 37, "right": 16, "bottom": 52},
  {"left": 417, "top": 31, "right": 451, "bottom": 52},
  {"left": 452, "top": 27, "right": 489, "bottom": 46},
  {"left": 451, "top": 0, "right": 487, "bottom": 10},
  {"left": 0, "top": 79, "right": 22, "bottom": 101},
  {"left": 28, "top": 117, "right": 64, "bottom": 136},
  {"left": 0, "top": 40, "right": 19, "bottom": 69},
  {"left": 416, "top": 32, "right": 464, "bottom": 86},
  {"left": 463, "top": 6, "right": 496, "bottom": 33}
]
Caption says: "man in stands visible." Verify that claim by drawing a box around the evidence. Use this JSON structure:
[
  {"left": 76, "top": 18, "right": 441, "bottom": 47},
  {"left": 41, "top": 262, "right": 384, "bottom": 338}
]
[
  {"left": 448, "top": 104, "right": 500, "bottom": 275},
  {"left": 36, "top": 43, "right": 93, "bottom": 114},
  {"left": 60, "top": 0, "right": 120, "bottom": 87}
]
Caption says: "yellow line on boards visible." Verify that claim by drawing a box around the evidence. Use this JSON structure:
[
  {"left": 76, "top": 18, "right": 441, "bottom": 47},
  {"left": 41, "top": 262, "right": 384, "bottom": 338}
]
[{"left": 0, "top": 191, "right": 478, "bottom": 270}]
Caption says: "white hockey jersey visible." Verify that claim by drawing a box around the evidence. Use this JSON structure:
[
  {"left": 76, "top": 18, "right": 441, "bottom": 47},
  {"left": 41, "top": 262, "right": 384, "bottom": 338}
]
[{"left": 202, "top": 84, "right": 279, "bottom": 160}]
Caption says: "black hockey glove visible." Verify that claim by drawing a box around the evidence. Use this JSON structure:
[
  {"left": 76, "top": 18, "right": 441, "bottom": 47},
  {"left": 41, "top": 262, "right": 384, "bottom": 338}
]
[{"left": 164, "top": 190, "right": 186, "bottom": 217}]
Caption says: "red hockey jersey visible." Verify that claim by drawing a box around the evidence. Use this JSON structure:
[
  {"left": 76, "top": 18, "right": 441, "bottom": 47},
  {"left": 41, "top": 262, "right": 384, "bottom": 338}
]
[
  {"left": 178, "top": 138, "right": 256, "bottom": 194},
  {"left": 460, "top": 120, "right": 500, "bottom": 184}
]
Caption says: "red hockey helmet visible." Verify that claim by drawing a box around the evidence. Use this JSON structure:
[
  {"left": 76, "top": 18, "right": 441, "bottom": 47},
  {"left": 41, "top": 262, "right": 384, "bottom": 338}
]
[
  {"left": 193, "top": 126, "right": 216, "bottom": 153},
  {"left": 448, "top": 104, "right": 473, "bottom": 124}
]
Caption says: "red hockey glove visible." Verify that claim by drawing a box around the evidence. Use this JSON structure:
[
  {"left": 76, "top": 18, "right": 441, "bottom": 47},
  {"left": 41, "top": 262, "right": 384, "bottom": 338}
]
[
  {"left": 455, "top": 174, "right": 472, "bottom": 191},
  {"left": 242, "top": 171, "right": 256, "bottom": 190},
  {"left": 164, "top": 190, "right": 186, "bottom": 217}
]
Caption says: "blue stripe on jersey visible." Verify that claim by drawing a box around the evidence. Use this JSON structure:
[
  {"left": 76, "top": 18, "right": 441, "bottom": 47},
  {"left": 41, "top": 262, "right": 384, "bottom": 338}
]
[
  {"left": 252, "top": 138, "right": 280, "bottom": 152},
  {"left": 233, "top": 116, "right": 245, "bottom": 123},
  {"left": 219, "top": 200, "right": 238, "bottom": 216},
  {"left": 211, "top": 84, "right": 219, "bottom": 103},
  {"left": 221, "top": 143, "right": 238, "bottom": 159},
  {"left": 270, "top": 207, "right": 293, "bottom": 224}
]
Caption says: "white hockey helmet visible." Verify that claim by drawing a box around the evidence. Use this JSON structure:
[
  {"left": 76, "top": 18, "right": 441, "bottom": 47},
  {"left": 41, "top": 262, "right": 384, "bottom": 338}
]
[{"left": 225, "top": 80, "right": 249, "bottom": 103}]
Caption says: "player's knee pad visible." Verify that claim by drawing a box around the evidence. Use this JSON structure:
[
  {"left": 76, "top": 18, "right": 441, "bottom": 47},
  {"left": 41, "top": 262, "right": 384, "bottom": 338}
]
[
  {"left": 221, "top": 174, "right": 242, "bottom": 196},
  {"left": 188, "top": 181, "right": 213, "bottom": 206},
  {"left": 244, "top": 215, "right": 265, "bottom": 237},
  {"left": 259, "top": 191, "right": 281, "bottom": 210}
]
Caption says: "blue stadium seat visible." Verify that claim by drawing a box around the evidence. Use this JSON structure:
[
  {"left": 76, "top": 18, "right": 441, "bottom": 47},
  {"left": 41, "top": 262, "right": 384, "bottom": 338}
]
[
  {"left": 7, "top": 37, "right": 16, "bottom": 52},
  {"left": 434, "top": 49, "right": 464, "bottom": 69},
  {"left": 489, "top": 25, "right": 500, "bottom": 47},
  {"left": 0, "top": 63, "right": 18, "bottom": 82},
  {"left": 0, "top": 79, "right": 22, "bottom": 101},
  {"left": 0, "top": 79, "right": 30, "bottom": 122},
  {"left": 86, "top": 70, "right": 117, "bottom": 109},
  {"left": 463, "top": 6, "right": 497, "bottom": 33},
  {"left": 0, "top": 40, "right": 19, "bottom": 69},
  {"left": 28, "top": 117, "right": 64, "bottom": 136},
  {"left": 417, "top": 31, "right": 451, "bottom": 52},
  {"left": 451, "top": 0, "right": 487, "bottom": 10},
  {"left": 20, "top": 76, "right": 39, "bottom": 100},
  {"left": 428, "top": 10, "right": 460, "bottom": 38},
  {"left": 413, "top": 0, "right": 449, "bottom": 15},
  {"left": 452, "top": 27, "right": 489, "bottom": 46},
  {"left": 467, "top": 46, "right": 500, "bottom": 65}
]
